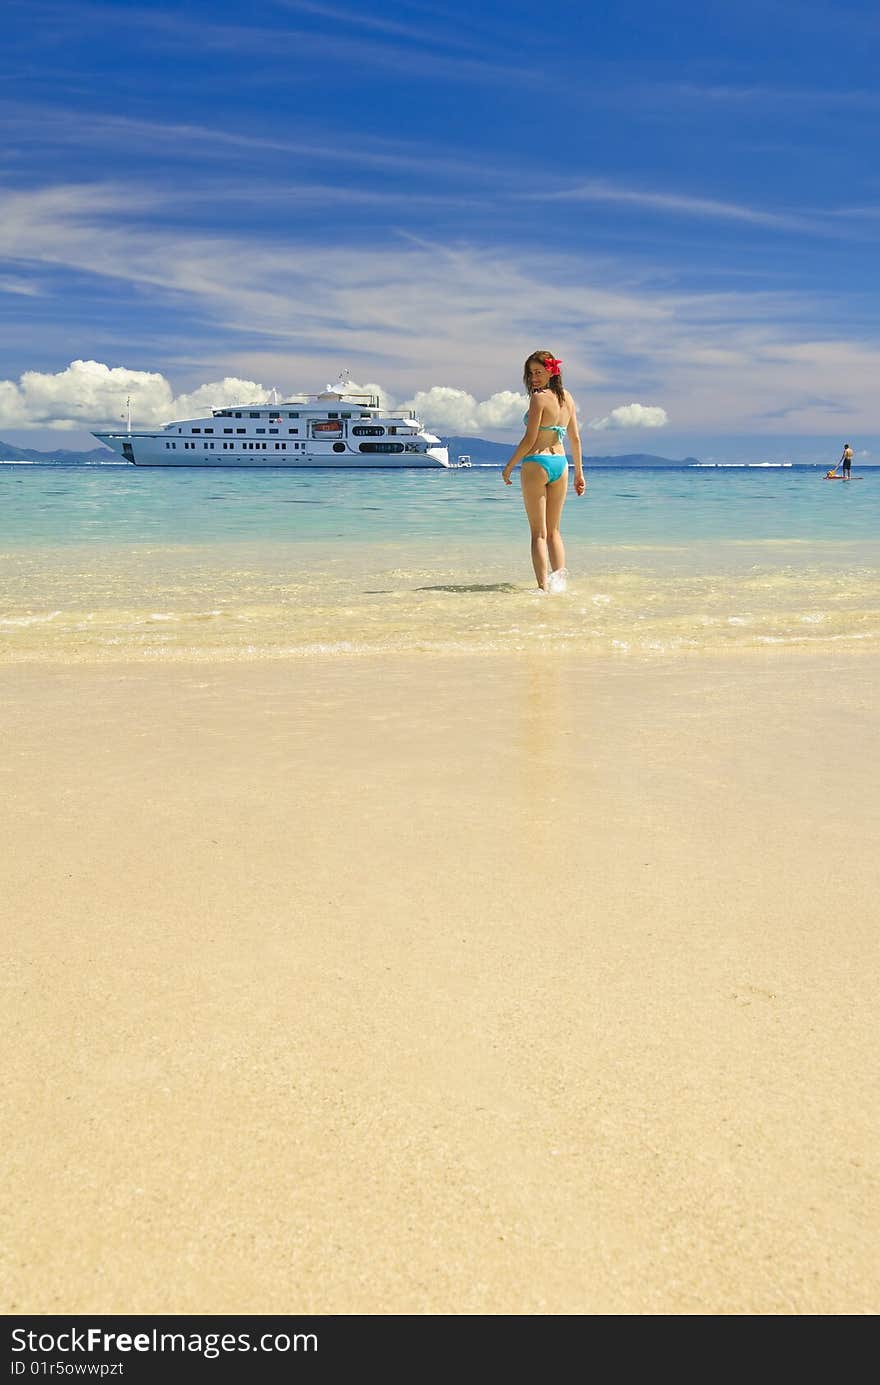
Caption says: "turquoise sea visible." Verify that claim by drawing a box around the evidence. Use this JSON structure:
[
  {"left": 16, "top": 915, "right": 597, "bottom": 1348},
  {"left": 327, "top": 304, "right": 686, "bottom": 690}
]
[{"left": 2, "top": 464, "right": 879, "bottom": 661}]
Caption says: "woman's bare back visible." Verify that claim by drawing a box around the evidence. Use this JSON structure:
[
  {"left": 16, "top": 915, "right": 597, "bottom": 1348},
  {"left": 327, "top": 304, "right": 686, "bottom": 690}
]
[{"left": 534, "top": 389, "right": 573, "bottom": 454}]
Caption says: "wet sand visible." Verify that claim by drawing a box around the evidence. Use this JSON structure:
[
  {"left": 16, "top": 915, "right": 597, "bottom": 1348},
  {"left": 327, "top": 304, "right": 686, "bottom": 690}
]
[{"left": 3, "top": 651, "right": 878, "bottom": 1314}]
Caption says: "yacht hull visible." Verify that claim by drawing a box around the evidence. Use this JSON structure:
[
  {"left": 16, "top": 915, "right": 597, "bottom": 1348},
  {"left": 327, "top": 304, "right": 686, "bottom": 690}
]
[{"left": 93, "top": 435, "right": 449, "bottom": 468}]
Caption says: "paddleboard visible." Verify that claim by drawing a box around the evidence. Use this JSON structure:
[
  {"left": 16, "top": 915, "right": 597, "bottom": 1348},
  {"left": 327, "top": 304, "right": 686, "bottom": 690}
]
[{"left": 825, "top": 475, "right": 863, "bottom": 480}]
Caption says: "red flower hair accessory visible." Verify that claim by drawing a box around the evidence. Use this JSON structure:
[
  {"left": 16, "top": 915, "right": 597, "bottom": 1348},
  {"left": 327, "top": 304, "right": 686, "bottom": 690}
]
[{"left": 544, "top": 357, "right": 563, "bottom": 376}]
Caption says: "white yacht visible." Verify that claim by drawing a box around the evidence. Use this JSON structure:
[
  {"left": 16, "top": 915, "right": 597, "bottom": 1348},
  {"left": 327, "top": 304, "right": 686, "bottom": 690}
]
[{"left": 93, "top": 381, "right": 449, "bottom": 469}]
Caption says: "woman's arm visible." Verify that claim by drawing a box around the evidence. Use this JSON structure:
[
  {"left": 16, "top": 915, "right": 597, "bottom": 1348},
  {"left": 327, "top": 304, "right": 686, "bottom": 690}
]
[
  {"left": 567, "top": 395, "right": 586, "bottom": 496},
  {"left": 501, "top": 395, "right": 542, "bottom": 485}
]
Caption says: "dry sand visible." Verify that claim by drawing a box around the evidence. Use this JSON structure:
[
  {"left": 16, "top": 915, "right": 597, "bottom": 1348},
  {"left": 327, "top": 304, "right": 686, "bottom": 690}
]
[{"left": 2, "top": 651, "right": 878, "bottom": 1315}]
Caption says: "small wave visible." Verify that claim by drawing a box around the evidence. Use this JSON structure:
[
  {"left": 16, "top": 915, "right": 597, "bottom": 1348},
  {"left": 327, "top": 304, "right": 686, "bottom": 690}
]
[{"left": 0, "top": 610, "right": 62, "bottom": 627}]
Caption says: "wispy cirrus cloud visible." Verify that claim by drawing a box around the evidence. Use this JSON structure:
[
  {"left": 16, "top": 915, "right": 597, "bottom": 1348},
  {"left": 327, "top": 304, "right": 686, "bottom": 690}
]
[
  {"left": 632, "top": 80, "right": 880, "bottom": 110},
  {"left": 754, "top": 397, "right": 850, "bottom": 421},
  {"left": 2, "top": 182, "right": 878, "bottom": 437},
  {"left": 11, "top": 0, "right": 531, "bottom": 82},
  {"left": 531, "top": 178, "right": 817, "bottom": 232},
  {"left": 0, "top": 275, "right": 42, "bottom": 297},
  {"left": 0, "top": 100, "right": 505, "bottom": 185},
  {"left": 271, "top": 0, "right": 488, "bottom": 52}
]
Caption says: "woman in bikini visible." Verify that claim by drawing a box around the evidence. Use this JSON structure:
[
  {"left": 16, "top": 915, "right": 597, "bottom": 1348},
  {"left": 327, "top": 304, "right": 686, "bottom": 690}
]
[{"left": 502, "top": 350, "right": 585, "bottom": 591}]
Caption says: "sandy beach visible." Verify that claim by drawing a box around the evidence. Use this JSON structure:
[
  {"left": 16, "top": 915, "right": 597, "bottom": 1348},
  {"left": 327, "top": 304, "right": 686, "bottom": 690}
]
[{"left": 3, "top": 650, "right": 878, "bottom": 1315}]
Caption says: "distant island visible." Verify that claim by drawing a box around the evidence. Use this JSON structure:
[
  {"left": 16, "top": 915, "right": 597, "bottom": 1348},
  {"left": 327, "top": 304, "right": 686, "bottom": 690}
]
[
  {"left": 443, "top": 437, "right": 702, "bottom": 468},
  {"left": 0, "top": 440, "right": 123, "bottom": 464}
]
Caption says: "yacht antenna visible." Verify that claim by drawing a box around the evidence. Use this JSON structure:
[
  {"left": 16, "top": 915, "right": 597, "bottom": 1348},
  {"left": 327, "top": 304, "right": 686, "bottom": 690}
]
[{"left": 121, "top": 395, "right": 132, "bottom": 435}]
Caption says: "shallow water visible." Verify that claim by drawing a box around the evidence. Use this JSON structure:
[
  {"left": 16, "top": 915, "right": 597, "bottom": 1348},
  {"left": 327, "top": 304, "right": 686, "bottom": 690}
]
[
  {"left": 2, "top": 466, "right": 878, "bottom": 661},
  {"left": 3, "top": 463, "right": 877, "bottom": 546}
]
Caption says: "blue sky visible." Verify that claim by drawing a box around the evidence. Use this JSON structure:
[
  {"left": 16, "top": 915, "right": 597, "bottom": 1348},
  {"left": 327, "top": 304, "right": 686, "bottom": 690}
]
[{"left": 2, "top": 0, "right": 879, "bottom": 461}]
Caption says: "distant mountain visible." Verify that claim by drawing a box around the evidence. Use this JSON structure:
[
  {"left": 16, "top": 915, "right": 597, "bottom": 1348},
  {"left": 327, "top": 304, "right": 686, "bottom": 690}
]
[
  {"left": 443, "top": 437, "right": 702, "bottom": 467},
  {"left": 0, "top": 440, "right": 121, "bottom": 464}
]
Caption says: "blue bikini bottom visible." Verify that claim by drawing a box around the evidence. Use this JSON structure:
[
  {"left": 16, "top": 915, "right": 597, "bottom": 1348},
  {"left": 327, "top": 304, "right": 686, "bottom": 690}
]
[{"left": 522, "top": 454, "right": 568, "bottom": 483}]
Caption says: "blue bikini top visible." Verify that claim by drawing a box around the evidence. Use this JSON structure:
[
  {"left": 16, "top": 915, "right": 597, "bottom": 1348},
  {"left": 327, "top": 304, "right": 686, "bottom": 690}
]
[{"left": 523, "top": 411, "right": 567, "bottom": 437}]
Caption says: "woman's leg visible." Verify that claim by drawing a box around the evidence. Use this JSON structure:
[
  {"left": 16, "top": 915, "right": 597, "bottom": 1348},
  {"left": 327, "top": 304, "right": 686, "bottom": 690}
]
[
  {"left": 520, "top": 462, "right": 549, "bottom": 589},
  {"left": 545, "top": 468, "right": 569, "bottom": 572}
]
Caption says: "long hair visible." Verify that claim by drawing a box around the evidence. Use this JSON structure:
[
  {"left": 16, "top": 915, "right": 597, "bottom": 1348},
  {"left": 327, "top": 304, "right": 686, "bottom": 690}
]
[{"left": 523, "top": 350, "right": 565, "bottom": 406}]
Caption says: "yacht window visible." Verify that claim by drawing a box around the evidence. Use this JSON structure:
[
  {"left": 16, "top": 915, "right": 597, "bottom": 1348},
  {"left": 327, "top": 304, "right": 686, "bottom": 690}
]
[
  {"left": 269, "top": 428, "right": 278, "bottom": 435},
  {"left": 288, "top": 412, "right": 299, "bottom": 418},
  {"left": 235, "top": 412, "right": 242, "bottom": 418},
  {"left": 352, "top": 425, "right": 384, "bottom": 436},
  {"left": 256, "top": 428, "right": 265, "bottom": 434},
  {"left": 288, "top": 429, "right": 299, "bottom": 435},
  {"left": 205, "top": 428, "right": 213, "bottom": 434},
  {"left": 224, "top": 428, "right": 233, "bottom": 434},
  {"left": 236, "top": 428, "right": 245, "bottom": 434},
  {"left": 192, "top": 428, "right": 201, "bottom": 433},
  {"left": 358, "top": 442, "right": 405, "bottom": 453},
  {"left": 250, "top": 411, "right": 260, "bottom": 418}
]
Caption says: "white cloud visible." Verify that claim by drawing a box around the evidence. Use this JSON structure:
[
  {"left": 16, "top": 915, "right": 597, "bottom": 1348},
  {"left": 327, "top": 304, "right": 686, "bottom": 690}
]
[
  {"left": 537, "top": 178, "right": 815, "bottom": 232},
  {"left": 0, "top": 362, "right": 526, "bottom": 436},
  {"left": 166, "top": 378, "right": 272, "bottom": 420},
  {"left": 0, "top": 276, "right": 42, "bottom": 297},
  {"left": 589, "top": 403, "right": 669, "bottom": 430},
  {"left": 330, "top": 378, "right": 395, "bottom": 411},
  {"left": 0, "top": 360, "right": 270, "bottom": 430},
  {"left": 399, "top": 387, "right": 526, "bottom": 434}
]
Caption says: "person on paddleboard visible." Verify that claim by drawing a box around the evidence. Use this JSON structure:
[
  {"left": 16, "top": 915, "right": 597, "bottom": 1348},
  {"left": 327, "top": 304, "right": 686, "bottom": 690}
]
[{"left": 839, "top": 443, "right": 853, "bottom": 480}]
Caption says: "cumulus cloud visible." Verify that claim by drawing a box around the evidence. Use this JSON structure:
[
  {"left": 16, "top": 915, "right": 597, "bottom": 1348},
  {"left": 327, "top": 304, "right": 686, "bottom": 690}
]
[
  {"left": 317, "top": 378, "right": 527, "bottom": 435},
  {"left": 399, "top": 387, "right": 526, "bottom": 434},
  {"left": 0, "top": 361, "right": 528, "bottom": 436},
  {"left": 0, "top": 360, "right": 271, "bottom": 431},
  {"left": 588, "top": 402, "right": 668, "bottom": 430},
  {"left": 331, "top": 377, "right": 395, "bottom": 411}
]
